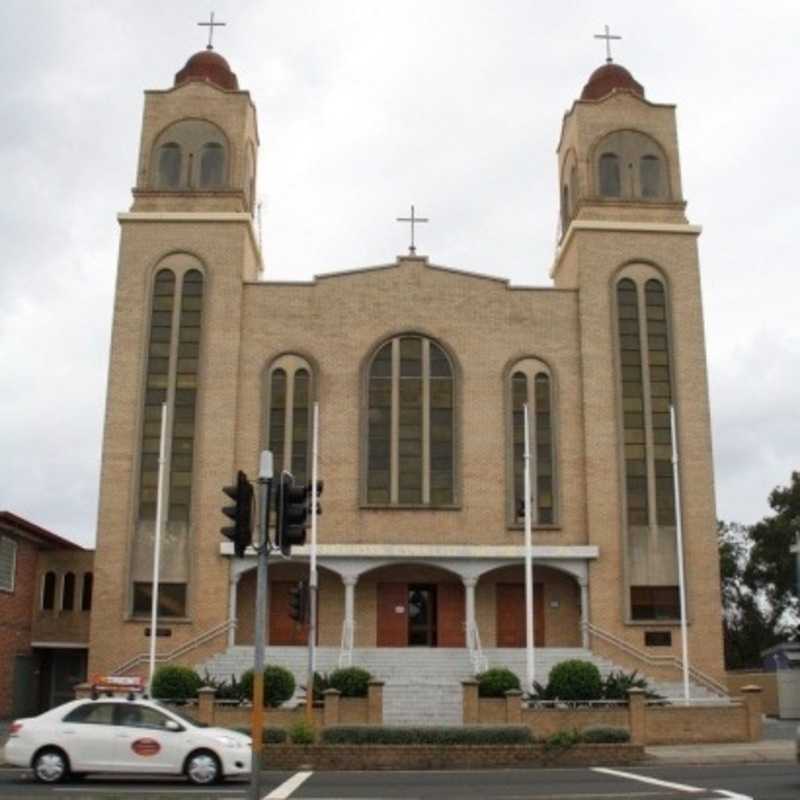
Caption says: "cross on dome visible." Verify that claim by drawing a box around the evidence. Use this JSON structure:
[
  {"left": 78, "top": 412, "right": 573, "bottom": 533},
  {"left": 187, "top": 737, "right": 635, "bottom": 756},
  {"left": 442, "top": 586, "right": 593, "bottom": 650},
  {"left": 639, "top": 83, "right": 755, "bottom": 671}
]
[
  {"left": 198, "top": 11, "right": 227, "bottom": 51},
  {"left": 594, "top": 24, "right": 621, "bottom": 64}
]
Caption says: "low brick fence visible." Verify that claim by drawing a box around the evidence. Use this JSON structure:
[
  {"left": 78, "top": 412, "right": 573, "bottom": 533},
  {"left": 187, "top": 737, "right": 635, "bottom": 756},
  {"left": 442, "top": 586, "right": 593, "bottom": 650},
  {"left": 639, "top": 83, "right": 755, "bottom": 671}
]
[
  {"left": 258, "top": 743, "right": 645, "bottom": 770},
  {"left": 462, "top": 682, "right": 764, "bottom": 745},
  {"left": 726, "top": 671, "right": 779, "bottom": 716},
  {"left": 75, "top": 681, "right": 385, "bottom": 729}
]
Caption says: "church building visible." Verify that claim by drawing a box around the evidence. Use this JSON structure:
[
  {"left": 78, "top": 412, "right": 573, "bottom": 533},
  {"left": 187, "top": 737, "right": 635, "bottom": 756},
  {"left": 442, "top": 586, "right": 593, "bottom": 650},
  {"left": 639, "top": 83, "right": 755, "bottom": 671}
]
[{"left": 87, "top": 41, "right": 726, "bottom": 704}]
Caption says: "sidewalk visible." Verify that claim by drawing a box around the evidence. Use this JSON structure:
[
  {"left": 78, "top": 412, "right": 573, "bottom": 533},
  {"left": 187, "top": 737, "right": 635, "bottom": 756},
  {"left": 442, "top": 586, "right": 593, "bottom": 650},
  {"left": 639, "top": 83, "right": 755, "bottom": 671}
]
[{"left": 646, "top": 739, "right": 795, "bottom": 765}]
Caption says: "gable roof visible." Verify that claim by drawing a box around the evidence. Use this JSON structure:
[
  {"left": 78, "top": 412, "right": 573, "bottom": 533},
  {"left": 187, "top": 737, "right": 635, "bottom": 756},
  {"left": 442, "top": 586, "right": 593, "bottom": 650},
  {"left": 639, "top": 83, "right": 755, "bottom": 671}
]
[{"left": 0, "top": 511, "right": 85, "bottom": 551}]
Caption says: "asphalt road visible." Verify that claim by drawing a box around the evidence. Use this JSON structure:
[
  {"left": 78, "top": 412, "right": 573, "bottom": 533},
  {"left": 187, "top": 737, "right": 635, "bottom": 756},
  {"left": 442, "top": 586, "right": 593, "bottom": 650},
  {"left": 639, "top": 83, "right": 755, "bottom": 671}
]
[{"left": 0, "top": 763, "right": 797, "bottom": 800}]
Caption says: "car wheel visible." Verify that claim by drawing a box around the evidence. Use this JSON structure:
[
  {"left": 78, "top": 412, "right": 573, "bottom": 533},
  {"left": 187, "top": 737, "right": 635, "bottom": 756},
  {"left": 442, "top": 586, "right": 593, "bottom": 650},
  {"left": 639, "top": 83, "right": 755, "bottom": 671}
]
[
  {"left": 185, "top": 750, "right": 221, "bottom": 785},
  {"left": 32, "top": 748, "right": 70, "bottom": 784}
]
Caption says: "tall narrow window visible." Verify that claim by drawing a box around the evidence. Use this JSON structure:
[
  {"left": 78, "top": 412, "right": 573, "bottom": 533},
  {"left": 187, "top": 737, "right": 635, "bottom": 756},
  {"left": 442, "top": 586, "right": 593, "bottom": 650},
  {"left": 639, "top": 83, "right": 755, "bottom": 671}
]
[
  {"left": 640, "top": 155, "right": 661, "bottom": 198},
  {"left": 42, "top": 571, "right": 56, "bottom": 610},
  {"left": 157, "top": 143, "right": 182, "bottom": 188},
  {"left": 62, "top": 572, "right": 75, "bottom": 611},
  {"left": 199, "top": 143, "right": 225, "bottom": 188},
  {"left": 509, "top": 361, "right": 557, "bottom": 525},
  {"left": 366, "top": 336, "right": 454, "bottom": 506},
  {"left": 0, "top": 536, "right": 16, "bottom": 592},
  {"left": 81, "top": 572, "right": 93, "bottom": 611},
  {"left": 645, "top": 280, "right": 675, "bottom": 525},
  {"left": 168, "top": 270, "right": 204, "bottom": 523},
  {"left": 560, "top": 185, "right": 569, "bottom": 234},
  {"left": 599, "top": 153, "right": 621, "bottom": 197},
  {"left": 138, "top": 270, "right": 175, "bottom": 521},
  {"left": 265, "top": 356, "right": 315, "bottom": 481},
  {"left": 617, "top": 279, "right": 648, "bottom": 525}
]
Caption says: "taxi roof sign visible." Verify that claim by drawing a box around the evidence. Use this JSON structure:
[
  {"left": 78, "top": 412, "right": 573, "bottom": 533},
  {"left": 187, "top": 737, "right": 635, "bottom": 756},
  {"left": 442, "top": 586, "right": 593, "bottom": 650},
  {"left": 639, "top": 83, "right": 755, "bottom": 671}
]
[{"left": 91, "top": 675, "right": 145, "bottom": 694}]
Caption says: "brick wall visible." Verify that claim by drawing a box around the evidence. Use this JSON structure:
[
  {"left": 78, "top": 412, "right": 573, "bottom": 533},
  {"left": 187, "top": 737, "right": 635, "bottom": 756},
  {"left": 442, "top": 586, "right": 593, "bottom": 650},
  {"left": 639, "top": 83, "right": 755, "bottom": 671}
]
[{"left": 0, "top": 536, "right": 37, "bottom": 718}]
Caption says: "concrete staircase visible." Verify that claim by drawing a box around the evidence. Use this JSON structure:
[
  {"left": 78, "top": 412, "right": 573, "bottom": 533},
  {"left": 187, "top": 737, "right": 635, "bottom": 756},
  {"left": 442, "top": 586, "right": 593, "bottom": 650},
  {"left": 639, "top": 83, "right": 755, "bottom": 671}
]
[{"left": 198, "top": 645, "right": 722, "bottom": 726}]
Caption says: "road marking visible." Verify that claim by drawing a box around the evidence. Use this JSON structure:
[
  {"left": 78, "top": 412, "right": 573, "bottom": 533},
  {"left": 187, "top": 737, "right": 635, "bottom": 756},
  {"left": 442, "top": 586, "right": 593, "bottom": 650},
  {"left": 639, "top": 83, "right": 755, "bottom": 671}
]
[
  {"left": 592, "top": 766, "right": 705, "bottom": 793},
  {"left": 715, "top": 791, "right": 753, "bottom": 800},
  {"left": 263, "top": 770, "right": 313, "bottom": 799}
]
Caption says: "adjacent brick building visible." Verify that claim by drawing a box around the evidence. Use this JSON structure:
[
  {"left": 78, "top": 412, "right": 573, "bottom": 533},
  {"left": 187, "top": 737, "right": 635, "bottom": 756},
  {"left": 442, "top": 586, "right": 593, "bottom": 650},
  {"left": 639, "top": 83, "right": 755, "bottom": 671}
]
[
  {"left": 0, "top": 512, "right": 92, "bottom": 719},
  {"left": 87, "top": 48, "right": 726, "bottom": 692}
]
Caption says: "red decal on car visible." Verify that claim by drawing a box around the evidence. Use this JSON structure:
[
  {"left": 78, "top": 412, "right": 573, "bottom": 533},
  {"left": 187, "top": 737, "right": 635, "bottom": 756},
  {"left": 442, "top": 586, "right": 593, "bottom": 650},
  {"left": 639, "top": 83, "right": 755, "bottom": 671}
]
[{"left": 131, "top": 738, "right": 161, "bottom": 757}]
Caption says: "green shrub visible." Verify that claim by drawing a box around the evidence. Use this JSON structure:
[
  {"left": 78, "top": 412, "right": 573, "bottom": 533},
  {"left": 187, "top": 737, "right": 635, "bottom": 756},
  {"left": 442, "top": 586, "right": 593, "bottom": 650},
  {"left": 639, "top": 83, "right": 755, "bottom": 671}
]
[
  {"left": 239, "top": 665, "right": 296, "bottom": 707},
  {"left": 328, "top": 667, "right": 371, "bottom": 698},
  {"left": 580, "top": 725, "right": 630, "bottom": 743},
  {"left": 546, "top": 660, "right": 602, "bottom": 701},
  {"left": 301, "top": 671, "right": 330, "bottom": 705},
  {"left": 543, "top": 728, "right": 580, "bottom": 750},
  {"left": 150, "top": 665, "right": 202, "bottom": 701},
  {"left": 201, "top": 671, "right": 247, "bottom": 702},
  {"left": 476, "top": 667, "right": 521, "bottom": 698},
  {"left": 233, "top": 725, "right": 287, "bottom": 744},
  {"left": 288, "top": 720, "right": 316, "bottom": 745},
  {"left": 320, "top": 726, "right": 532, "bottom": 745},
  {"left": 601, "top": 670, "right": 650, "bottom": 701}
]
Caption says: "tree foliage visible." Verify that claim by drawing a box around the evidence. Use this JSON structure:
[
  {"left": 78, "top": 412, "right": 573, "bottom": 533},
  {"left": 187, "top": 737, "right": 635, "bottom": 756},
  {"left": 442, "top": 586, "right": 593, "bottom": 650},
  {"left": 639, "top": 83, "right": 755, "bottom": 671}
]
[{"left": 719, "top": 471, "right": 800, "bottom": 670}]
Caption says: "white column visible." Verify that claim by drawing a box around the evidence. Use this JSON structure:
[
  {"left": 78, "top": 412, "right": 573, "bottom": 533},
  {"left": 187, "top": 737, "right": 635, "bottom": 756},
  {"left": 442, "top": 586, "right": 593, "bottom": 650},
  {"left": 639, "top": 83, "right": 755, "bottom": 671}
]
[
  {"left": 343, "top": 575, "right": 357, "bottom": 643},
  {"left": 462, "top": 576, "right": 477, "bottom": 645},
  {"left": 580, "top": 581, "right": 589, "bottom": 649},
  {"left": 228, "top": 572, "right": 242, "bottom": 647}
]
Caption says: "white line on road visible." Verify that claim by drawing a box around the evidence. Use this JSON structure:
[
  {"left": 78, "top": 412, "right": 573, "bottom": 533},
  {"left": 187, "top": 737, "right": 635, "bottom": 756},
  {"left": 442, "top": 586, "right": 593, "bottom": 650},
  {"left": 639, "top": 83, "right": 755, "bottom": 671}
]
[
  {"left": 715, "top": 791, "right": 754, "bottom": 800},
  {"left": 591, "top": 766, "right": 705, "bottom": 793},
  {"left": 263, "top": 770, "right": 313, "bottom": 799}
]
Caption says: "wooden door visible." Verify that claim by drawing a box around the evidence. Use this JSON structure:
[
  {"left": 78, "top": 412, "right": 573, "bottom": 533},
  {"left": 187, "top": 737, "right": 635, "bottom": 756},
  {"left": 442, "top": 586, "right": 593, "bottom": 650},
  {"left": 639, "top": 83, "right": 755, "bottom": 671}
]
[
  {"left": 437, "top": 582, "right": 466, "bottom": 647},
  {"left": 496, "top": 583, "right": 544, "bottom": 647},
  {"left": 269, "top": 581, "right": 316, "bottom": 646},
  {"left": 377, "top": 583, "right": 408, "bottom": 646}
]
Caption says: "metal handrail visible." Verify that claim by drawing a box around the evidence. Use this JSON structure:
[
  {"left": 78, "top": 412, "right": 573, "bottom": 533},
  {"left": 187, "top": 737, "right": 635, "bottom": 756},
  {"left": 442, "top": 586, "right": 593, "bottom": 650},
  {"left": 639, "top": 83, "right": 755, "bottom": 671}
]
[
  {"left": 112, "top": 619, "right": 235, "bottom": 675},
  {"left": 583, "top": 621, "right": 728, "bottom": 697},
  {"left": 466, "top": 621, "right": 488, "bottom": 674}
]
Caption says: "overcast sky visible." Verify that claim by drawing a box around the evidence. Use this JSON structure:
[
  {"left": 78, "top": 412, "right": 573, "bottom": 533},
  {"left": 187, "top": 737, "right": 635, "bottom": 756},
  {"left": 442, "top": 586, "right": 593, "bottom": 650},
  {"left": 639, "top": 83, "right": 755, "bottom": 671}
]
[{"left": 2, "top": 1, "right": 798, "bottom": 548}]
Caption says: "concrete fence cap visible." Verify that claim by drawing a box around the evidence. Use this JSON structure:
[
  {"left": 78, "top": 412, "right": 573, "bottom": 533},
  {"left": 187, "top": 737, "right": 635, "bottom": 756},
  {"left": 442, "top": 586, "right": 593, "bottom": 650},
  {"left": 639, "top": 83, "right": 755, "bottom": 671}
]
[
  {"left": 739, "top": 685, "right": 763, "bottom": 693},
  {"left": 368, "top": 680, "right": 385, "bottom": 686},
  {"left": 322, "top": 688, "right": 341, "bottom": 696},
  {"left": 461, "top": 679, "right": 479, "bottom": 686},
  {"left": 504, "top": 689, "right": 523, "bottom": 696},
  {"left": 626, "top": 688, "right": 646, "bottom": 695},
  {"left": 198, "top": 685, "right": 216, "bottom": 694}
]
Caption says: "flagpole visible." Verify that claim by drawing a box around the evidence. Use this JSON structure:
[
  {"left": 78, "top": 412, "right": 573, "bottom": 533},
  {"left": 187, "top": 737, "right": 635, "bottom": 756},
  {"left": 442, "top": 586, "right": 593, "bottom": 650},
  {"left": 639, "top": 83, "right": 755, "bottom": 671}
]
[
  {"left": 147, "top": 401, "right": 168, "bottom": 692},
  {"left": 523, "top": 404, "right": 535, "bottom": 694},
  {"left": 670, "top": 404, "right": 690, "bottom": 703},
  {"left": 305, "top": 402, "right": 320, "bottom": 724}
]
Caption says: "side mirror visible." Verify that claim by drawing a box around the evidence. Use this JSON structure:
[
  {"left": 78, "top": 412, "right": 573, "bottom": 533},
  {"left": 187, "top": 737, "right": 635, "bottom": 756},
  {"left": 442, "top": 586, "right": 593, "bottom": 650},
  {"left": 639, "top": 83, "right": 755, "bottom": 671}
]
[{"left": 164, "top": 720, "right": 182, "bottom": 732}]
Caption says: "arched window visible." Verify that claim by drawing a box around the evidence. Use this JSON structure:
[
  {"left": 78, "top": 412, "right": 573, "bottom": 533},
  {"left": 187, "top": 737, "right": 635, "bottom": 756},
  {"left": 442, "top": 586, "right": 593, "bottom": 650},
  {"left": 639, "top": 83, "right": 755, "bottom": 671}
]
[
  {"left": 366, "top": 336, "right": 454, "bottom": 506},
  {"left": 42, "top": 571, "right": 56, "bottom": 610},
  {"left": 599, "top": 153, "right": 621, "bottom": 197},
  {"left": 62, "top": 572, "right": 75, "bottom": 611},
  {"left": 157, "top": 143, "right": 182, "bottom": 188},
  {"left": 199, "top": 142, "right": 225, "bottom": 188},
  {"left": 615, "top": 273, "right": 678, "bottom": 621},
  {"left": 81, "top": 572, "right": 93, "bottom": 611},
  {"left": 640, "top": 155, "right": 661, "bottom": 198},
  {"left": 265, "top": 356, "right": 314, "bottom": 484},
  {"left": 560, "top": 185, "right": 570, "bottom": 234},
  {"left": 509, "top": 360, "right": 556, "bottom": 524}
]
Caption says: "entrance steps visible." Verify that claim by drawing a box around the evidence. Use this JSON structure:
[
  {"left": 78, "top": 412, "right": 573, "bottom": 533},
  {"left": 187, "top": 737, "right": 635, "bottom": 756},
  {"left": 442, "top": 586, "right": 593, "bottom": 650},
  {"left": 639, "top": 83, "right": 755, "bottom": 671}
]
[{"left": 198, "top": 646, "right": 721, "bottom": 726}]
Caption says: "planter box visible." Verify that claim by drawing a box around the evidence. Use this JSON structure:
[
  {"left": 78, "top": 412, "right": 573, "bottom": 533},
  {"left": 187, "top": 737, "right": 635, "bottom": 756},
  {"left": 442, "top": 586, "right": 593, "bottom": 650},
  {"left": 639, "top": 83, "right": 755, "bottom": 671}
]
[{"left": 260, "top": 743, "right": 645, "bottom": 770}]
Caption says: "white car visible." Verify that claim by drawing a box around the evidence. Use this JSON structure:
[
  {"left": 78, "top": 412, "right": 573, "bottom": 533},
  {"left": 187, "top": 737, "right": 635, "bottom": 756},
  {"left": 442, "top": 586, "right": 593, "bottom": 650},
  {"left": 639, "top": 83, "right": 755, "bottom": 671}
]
[{"left": 5, "top": 696, "right": 251, "bottom": 785}]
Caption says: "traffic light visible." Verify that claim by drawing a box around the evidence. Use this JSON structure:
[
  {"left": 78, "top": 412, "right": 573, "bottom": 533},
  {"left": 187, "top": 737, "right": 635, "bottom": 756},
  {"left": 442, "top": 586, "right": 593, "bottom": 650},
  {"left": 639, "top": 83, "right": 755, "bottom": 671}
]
[
  {"left": 221, "top": 470, "right": 253, "bottom": 558},
  {"left": 288, "top": 580, "right": 308, "bottom": 623},
  {"left": 275, "top": 472, "right": 308, "bottom": 556}
]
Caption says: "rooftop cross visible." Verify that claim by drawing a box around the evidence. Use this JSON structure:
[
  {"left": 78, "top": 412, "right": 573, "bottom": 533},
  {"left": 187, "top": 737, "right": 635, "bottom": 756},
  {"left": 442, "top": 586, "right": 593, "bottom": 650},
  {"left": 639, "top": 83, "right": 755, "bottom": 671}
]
[
  {"left": 396, "top": 204, "right": 429, "bottom": 255},
  {"left": 594, "top": 24, "right": 621, "bottom": 64},
  {"left": 198, "top": 11, "right": 227, "bottom": 50}
]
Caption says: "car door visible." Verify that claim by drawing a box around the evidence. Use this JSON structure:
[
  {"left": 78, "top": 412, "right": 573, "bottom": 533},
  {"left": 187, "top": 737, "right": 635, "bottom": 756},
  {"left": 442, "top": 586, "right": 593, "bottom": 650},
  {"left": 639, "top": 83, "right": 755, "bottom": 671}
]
[
  {"left": 112, "top": 703, "right": 186, "bottom": 774},
  {"left": 59, "top": 702, "right": 117, "bottom": 770}
]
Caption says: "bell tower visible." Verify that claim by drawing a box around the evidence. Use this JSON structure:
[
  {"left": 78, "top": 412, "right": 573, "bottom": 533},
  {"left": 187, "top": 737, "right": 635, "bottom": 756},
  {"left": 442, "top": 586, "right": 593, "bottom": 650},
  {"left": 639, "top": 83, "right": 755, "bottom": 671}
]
[
  {"left": 88, "top": 46, "right": 261, "bottom": 675},
  {"left": 553, "top": 56, "right": 725, "bottom": 682}
]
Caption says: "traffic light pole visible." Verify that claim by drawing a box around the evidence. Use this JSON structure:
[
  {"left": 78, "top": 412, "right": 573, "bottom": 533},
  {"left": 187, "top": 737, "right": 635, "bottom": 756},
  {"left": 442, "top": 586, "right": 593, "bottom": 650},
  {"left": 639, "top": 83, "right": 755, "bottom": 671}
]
[
  {"left": 305, "top": 402, "right": 320, "bottom": 725},
  {"left": 250, "top": 451, "right": 273, "bottom": 800}
]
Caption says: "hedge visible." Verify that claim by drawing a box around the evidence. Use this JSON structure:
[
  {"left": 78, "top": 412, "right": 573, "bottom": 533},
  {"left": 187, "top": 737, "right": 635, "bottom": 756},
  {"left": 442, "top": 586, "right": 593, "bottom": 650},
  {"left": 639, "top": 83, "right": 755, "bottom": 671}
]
[
  {"left": 546, "top": 660, "right": 603, "bottom": 701},
  {"left": 328, "top": 667, "right": 371, "bottom": 698},
  {"left": 476, "top": 667, "right": 521, "bottom": 698},
  {"left": 580, "top": 725, "right": 631, "bottom": 743},
  {"left": 150, "top": 665, "right": 203, "bottom": 701},
  {"left": 239, "top": 665, "right": 296, "bottom": 707},
  {"left": 321, "top": 726, "right": 532, "bottom": 745},
  {"left": 233, "top": 726, "right": 287, "bottom": 744}
]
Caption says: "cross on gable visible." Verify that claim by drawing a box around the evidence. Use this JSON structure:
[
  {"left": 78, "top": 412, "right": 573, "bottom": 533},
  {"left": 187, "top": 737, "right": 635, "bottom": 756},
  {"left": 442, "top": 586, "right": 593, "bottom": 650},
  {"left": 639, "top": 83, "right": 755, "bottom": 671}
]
[
  {"left": 396, "top": 205, "right": 429, "bottom": 255},
  {"left": 594, "top": 24, "right": 622, "bottom": 64},
  {"left": 198, "top": 11, "right": 226, "bottom": 50}
]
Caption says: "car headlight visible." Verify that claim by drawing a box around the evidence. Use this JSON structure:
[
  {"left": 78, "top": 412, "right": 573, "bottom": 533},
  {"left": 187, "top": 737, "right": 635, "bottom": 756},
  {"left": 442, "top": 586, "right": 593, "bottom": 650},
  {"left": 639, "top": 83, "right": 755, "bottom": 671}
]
[{"left": 214, "top": 735, "right": 243, "bottom": 748}]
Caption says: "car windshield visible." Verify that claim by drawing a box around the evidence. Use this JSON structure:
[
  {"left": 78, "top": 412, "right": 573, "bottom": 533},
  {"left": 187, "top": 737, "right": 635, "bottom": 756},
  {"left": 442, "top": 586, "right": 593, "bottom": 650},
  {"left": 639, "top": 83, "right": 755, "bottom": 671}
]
[{"left": 154, "top": 702, "right": 208, "bottom": 727}]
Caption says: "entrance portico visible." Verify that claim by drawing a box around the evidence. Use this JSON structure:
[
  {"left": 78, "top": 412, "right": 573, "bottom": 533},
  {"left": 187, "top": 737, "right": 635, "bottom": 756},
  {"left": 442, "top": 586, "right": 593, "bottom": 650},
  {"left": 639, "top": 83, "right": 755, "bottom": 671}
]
[{"left": 224, "top": 543, "right": 597, "bottom": 664}]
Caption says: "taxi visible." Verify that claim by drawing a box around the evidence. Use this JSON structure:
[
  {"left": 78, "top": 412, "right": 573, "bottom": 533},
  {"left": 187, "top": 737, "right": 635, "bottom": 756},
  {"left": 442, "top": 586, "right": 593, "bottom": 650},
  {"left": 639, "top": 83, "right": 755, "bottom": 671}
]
[{"left": 5, "top": 678, "right": 251, "bottom": 785}]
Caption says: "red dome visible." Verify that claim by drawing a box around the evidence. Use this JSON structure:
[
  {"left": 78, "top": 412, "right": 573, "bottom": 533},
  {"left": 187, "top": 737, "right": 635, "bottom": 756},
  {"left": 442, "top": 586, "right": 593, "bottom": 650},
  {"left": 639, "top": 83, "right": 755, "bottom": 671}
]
[
  {"left": 174, "top": 49, "right": 239, "bottom": 91},
  {"left": 581, "top": 63, "right": 644, "bottom": 101}
]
